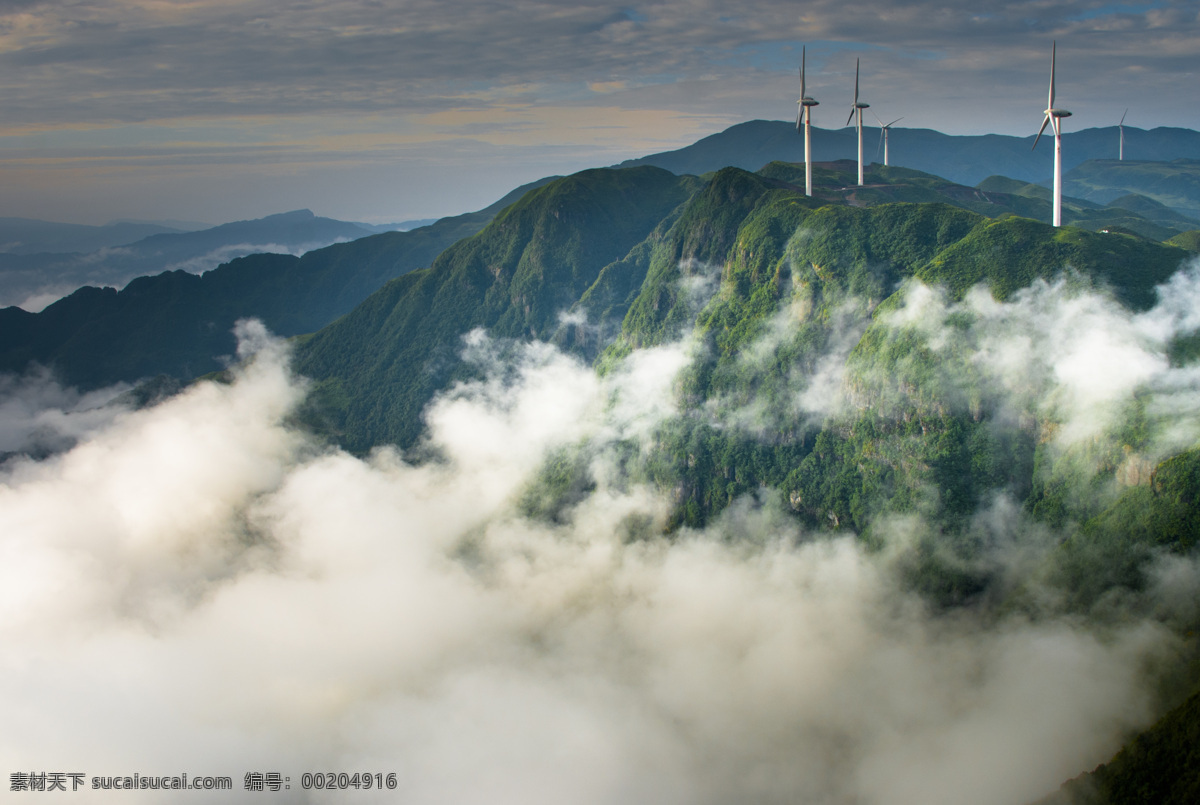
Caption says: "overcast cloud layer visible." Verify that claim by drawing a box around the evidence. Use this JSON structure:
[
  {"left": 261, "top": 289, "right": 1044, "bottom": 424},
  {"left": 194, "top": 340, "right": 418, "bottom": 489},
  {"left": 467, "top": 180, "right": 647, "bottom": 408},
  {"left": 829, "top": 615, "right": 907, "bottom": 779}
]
[{"left": 0, "top": 1, "right": 1197, "bottom": 224}]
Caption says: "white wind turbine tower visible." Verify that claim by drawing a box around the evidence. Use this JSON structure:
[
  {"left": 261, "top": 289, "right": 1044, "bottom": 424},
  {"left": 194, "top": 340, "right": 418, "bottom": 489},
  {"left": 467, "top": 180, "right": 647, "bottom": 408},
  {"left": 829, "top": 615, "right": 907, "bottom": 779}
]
[
  {"left": 1119, "top": 108, "right": 1128, "bottom": 160},
  {"left": 1032, "top": 41, "right": 1072, "bottom": 227},
  {"left": 846, "top": 59, "right": 869, "bottom": 185},
  {"left": 873, "top": 113, "right": 903, "bottom": 167},
  {"left": 796, "top": 46, "right": 820, "bottom": 196}
]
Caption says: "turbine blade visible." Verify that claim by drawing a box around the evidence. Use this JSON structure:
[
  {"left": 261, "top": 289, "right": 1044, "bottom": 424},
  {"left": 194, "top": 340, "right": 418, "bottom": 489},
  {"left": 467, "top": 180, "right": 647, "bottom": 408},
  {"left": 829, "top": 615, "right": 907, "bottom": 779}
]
[
  {"left": 872, "top": 110, "right": 883, "bottom": 127},
  {"left": 797, "top": 103, "right": 803, "bottom": 133},
  {"left": 801, "top": 46, "right": 806, "bottom": 101},
  {"left": 854, "top": 58, "right": 860, "bottom": 105},
  {"left": 1120, "top": 107, "right": 1127, "bottom": 126},
  {"left": 1049, "top": 41, "right": 1056, "bottom": 109},
  {"left": 877, "top": 126, "right": 884, "bottom": 159},
  {"left": 1033, "top": 115, "right": 1050, "bottom": 150},
  {"left": 887, "top": 117, "right": 903, "bottom": 128},
  {"left": 847, "top": 107, "right": 856, "bottom": 127}
]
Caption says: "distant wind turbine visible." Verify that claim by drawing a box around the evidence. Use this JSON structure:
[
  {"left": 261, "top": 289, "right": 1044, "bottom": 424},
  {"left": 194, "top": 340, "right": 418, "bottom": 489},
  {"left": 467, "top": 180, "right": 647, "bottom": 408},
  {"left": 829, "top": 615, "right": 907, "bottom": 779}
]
[
  {"left": 873, "top": 113, "right": 903, "bottom": 167},
  {"left": 1032, "top": 41, "right": 1072, "bottom": 227},
  {"left": 846, "top": 59, "right": 870, "bottom": 185},
  {"left": 1119, "top": 108, "right": 1128, "bottom": 160},
  {"left": 797, "top": 46, "right": 820, "bottom": 196}
]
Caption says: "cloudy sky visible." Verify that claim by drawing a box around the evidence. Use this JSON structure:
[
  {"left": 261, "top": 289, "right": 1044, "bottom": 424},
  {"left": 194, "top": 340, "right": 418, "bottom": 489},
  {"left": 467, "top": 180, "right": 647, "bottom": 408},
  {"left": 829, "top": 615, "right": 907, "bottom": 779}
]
[{"left": 0, "top": 0, "right": 1197, "bottom": 226}]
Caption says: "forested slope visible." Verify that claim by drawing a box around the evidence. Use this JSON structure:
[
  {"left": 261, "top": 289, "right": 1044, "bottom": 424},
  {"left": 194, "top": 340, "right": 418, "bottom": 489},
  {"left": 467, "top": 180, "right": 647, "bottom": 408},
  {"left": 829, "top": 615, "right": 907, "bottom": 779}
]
[{"left": 0, "top": 178, "right": 552, "bottom": 387}]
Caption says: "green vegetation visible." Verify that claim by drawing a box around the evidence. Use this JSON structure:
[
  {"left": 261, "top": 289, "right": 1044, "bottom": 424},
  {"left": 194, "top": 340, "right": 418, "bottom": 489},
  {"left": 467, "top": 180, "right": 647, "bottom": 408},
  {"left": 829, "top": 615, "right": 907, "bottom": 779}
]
[
  {"left": 282, "top": 161, "right": 1195, "bottom": 559},
  {"left": 1036, "top": 686, "right": 1200, "bottom": 804},
  {"left": 0, "top": 178, "right": 553, "bottom": 388},
  {"left": 918, "top": 216, "right": 1188, "bottom": 307},
  {"left": 293, "top": 167, "right": 701, "bottom": 451},
  {"left": 1063, "top": 158, "right": 1200, "bottom": 219},
  {"left": 7, "top": 158, "right": 1197, "bottom": 603},
  {"left": 1042, "top": 448, "right": 1200, "bottom": 612},
  {"left": 1166, "top": 229, "right": 1200, "bottom": 252},
  {"left": 977, "top": 171, "right": 1200, "bottom": 240}
]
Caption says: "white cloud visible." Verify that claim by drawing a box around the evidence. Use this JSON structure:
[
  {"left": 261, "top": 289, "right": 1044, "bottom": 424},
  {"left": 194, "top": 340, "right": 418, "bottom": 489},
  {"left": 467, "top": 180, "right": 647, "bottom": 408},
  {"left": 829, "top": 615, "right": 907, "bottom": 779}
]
[
  {"left": 0, "top": 368, "right": 131, "bottom": 455},
  {"left": 869, "top": 270, "right": 1200, "bottom": 452},
  {"left": 0, "top": 321, "right": 1189, "bottom": 803}
]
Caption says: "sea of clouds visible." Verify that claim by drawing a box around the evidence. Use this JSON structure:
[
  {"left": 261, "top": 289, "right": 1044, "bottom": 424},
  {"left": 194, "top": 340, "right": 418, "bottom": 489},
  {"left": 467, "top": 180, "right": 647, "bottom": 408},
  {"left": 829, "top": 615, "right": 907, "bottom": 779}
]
[{"left": 4, "top": 259, "right": 1200, "bottom": 803}]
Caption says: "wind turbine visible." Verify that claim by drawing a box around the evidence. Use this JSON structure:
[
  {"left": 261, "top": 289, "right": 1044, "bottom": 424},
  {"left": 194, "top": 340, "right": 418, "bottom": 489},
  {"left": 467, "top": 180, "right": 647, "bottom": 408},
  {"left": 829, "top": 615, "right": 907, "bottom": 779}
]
[
  {"left": 796, "top": 46, "right": 820, "bottom": 196},
  {"left": 1032, "top": 41, "right": 1072, "bottom": 227},
  {"left": 873, "top": 113, "right": 903, "bottom": 167},
  {"left": 846, "top": 59, "right": 869, "bottom": 185},
  {"left": 1119, "top": 108, "right": 1128, "bottom": 160}
]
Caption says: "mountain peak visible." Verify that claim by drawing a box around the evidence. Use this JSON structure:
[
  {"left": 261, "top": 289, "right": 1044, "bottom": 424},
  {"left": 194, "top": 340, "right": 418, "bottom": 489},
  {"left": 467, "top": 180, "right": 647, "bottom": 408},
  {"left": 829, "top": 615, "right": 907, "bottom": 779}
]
[{"left": 260, "top": 209, "right": 316, "bottom": 222}]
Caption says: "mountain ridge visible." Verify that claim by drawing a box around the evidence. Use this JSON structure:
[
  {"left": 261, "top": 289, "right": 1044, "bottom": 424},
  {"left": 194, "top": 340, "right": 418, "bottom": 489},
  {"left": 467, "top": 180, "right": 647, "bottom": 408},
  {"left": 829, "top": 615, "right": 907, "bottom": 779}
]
[
  {"left": 0, "top": 176, "right": 557, "bottom": 387},
  {"left": 617, "top": 120, "right": 1200, "bottom": 208},
  {"left": 289, "top": 161, "right": 1190, "bottom": 460},
  {"left": 0, "top": 208, "right": 386, "bottom": 311}
]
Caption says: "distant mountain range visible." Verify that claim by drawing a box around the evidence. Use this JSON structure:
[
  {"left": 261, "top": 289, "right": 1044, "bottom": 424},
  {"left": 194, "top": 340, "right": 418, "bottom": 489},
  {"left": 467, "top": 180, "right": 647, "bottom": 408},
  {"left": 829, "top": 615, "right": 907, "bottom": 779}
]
[
  {"left": 617, "top": 120, "right": 1200, "bottom": 207},
  {"left": 0, "top": 209, "right": 393, "bottom": 311},
  {"left": 0, "top": 212, "right": 427, "bottom": 258},
  {"left": 0, "top": 217, "right": 206, "bottom": 255},
  {"left": 0, "top": 178, "right": 555, "bottom": 388}
]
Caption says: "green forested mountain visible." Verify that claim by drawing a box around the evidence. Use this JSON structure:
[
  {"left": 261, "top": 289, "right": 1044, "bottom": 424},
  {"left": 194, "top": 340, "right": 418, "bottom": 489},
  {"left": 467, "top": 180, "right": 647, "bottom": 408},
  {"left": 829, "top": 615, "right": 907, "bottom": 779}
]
[
  {"left": 3, "top": 156, "right": 1196, "bottom": 609},
  {"left": 1037, "top": 683, "right": 1200, "bottom": 804},
  {"left": 752, "top": 160, "right": 1194, "bottom": 239},
  {"left": 295, "top": 161, "right": 1189, "bottom": 460},
  {"left": 293, "top": 166, "right": 703, "bottom": 449},
  {"left": 0, "top": 178, "right": 552, "bottom": 387},
  {"left": 1, "top": 159, "right": 1188, "bottom": 395},
  {"left": 290, "top": 162, "right": 1200, "bottom": 740},
  {"left": 974, "top": 178, "right": 1199, "bottom": 241},
  {"left": 1168, "top": 229, "right": 1200, "bottom": 251},
  {"left": 1063, "top": 158, "right": 1200, "bottom": 219},
  {"left": 294, "top": 159, "right": 1196, "bottom": 803},
  {"left": 279, "top": 157, "right": 1198, "bottom": 652}
]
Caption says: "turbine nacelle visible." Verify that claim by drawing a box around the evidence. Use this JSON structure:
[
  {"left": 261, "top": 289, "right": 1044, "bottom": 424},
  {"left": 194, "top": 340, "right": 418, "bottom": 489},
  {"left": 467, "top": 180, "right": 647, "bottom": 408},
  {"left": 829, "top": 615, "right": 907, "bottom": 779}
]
[
  {"left": 797, "top": 46, "right": 819, "bottom": 135},
  {"left": 874, "top": 114, "right": 904, "bottom": 165},
  {"left": 1031, "top": 42, "right": 1071, "bottom": 153},
  {"left": 845, "top": 58, "right": 868, "bottom": 127}
]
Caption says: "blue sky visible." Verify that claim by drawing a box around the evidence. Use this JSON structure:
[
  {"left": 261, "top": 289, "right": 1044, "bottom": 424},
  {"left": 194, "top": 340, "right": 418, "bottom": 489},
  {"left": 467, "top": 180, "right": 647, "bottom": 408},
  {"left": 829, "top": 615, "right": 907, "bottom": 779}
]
[{"left": 0, "top": 0, "right": 1196, "bottom": 225}]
